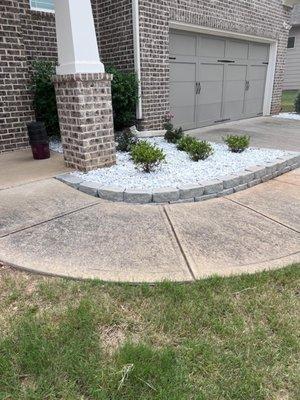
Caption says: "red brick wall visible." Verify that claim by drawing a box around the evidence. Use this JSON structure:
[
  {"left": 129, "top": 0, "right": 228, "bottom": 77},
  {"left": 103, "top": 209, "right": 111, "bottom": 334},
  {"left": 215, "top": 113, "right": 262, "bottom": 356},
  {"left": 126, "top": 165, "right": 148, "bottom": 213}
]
[{"left": 138, "top": 0, "right": 291, "bottom": 130}]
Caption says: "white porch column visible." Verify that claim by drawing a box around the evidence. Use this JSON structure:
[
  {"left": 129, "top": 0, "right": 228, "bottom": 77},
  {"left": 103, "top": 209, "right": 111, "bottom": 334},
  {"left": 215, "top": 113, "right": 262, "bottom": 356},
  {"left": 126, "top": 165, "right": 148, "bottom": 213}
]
[
  {"left": 54, "top": 0, "right": 104, "bottom": 75},
  {"left": 53, "top": 0, "right": 116, "bottom": 172}
]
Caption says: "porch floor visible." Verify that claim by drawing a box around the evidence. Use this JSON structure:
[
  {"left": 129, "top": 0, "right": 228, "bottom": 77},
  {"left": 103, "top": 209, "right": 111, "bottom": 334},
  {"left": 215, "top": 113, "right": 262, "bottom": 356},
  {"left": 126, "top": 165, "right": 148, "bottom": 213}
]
[{"left": 0, "top": 149, "right": 71, "bottom": 190}]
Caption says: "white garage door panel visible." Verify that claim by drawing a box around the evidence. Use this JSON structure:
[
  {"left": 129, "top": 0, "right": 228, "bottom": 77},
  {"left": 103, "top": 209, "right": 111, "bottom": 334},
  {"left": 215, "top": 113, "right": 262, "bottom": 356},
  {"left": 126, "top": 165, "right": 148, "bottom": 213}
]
[
  {"left": 170, "top": 63, "right": 196, "bottom": 81},
  {"left": 199, "top": 37, "right": 226, "bottom": 58},
  {"left": 226, "top": 40, "right": 248, "bottom": 60},
  {"left": 170, "top": 33, "right": 197, "bottom": 56},
  {"left": 249, "top": 43, "right": 269, "bottom": 61},
  {"left": 197, "top": 103, "right": 222, "bottom": 124},
  {"left": 169, "top": 60, "right": 196, "bottom": 129},
  {"left": 248, "top": 65, "right": 268, "bottom": 80},
  {"left": 169, "top": 31, "right": 269, "bottom": 129}
]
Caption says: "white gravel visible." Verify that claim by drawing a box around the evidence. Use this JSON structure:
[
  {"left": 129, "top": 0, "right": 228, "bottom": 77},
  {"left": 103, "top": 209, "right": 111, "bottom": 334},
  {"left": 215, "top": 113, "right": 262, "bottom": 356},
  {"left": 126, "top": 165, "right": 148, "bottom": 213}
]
[
  {"left": 72, "top": 138, "right": 293, "bottom": 190},
  {"left": 49, "top": 137, "right": 63, "bottom": 154},
  {"left": 273, "top": 112, "right": 300, "bottom": 120}
]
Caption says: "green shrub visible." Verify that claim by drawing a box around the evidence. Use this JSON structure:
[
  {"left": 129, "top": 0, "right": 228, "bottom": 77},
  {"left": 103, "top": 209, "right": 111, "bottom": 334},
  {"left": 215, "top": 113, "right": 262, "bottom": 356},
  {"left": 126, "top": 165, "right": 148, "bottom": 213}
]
[
  {"left": 176, "top": 135, "right": 195, "bottom": 152},
  {"left": 188, "top": 140, "right": 214, "bottom": 162},
  {"left": 31, "top": 60, "right": 60, "bottom": 137},
  {"left": 131, "top": 140, "right": 166, "bottom": 173},
  {"left": 163, "top": 113, "right": 183, "bottom": 144},
  {"left": 223, "top": 135, "right": 250, "bottom": 153},
  {"left": 106, "top": 66, "right": 139, "bottom": 130},
  {"left": 116, "top": 128, "right": 138, "bottom": 152},
  {"left": 294, "top": 92, "right": 300, "bottom": 114}
]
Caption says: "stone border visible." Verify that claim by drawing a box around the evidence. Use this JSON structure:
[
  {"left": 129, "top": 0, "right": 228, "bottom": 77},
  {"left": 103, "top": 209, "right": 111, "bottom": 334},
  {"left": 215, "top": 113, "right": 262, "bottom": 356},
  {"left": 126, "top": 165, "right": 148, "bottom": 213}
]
[{"left": 56, "top": 154, "right": 300, "bottom": 204}]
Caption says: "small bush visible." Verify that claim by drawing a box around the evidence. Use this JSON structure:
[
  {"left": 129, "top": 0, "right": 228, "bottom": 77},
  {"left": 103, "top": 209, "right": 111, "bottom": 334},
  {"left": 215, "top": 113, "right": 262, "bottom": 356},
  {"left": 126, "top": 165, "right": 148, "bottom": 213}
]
[
  {"left": 131, "top": 140, "right": 166, "bottom": 173},
  {"left": 294, "top": 92, "right": 300, "bottom": 114},
  {"left": 223, "top": 135, "right": 250, "bottom": 153},
  {"left": 116, "top": 128, "right": 138, "bottom": 152},
  {"left": 163, "top": 113, "right": 184, "bottom": 144},
  {"left": 188, "top": 140, "right": 214, "bottom": 162},
  {"left": 106, "top": 66, "right": 139, "bottom": 130},
  {"left": 176, "top": 136, "right": 195, "bottom": 152},
  {"left": 31, "top": 60, "right": 60, "bottom": 137}
]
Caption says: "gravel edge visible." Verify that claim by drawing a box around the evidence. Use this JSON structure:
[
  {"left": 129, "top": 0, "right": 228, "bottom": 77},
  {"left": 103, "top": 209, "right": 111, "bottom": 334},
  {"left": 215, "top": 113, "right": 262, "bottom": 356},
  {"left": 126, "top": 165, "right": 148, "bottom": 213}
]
[{"left": 56, "top": 154, "right": 300, "bottom": 204}]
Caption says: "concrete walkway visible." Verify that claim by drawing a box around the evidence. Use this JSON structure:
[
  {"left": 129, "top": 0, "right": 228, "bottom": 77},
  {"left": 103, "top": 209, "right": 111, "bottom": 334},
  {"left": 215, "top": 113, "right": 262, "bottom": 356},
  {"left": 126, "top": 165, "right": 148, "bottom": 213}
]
[
  {"left": 0, "top": 149, "right": 70, "bottom": 190},
  {"left": 0, "top": 170, "right": 299, "bottom": 282}
]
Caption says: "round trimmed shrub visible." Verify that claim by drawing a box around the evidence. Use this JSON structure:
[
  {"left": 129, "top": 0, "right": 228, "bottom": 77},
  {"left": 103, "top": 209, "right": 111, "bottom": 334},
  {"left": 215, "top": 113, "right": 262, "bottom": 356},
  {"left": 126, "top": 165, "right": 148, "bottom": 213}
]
[
  {"left": 176, "top": 135, "right": 195, "bottom": 152},
  {"left": 223, "top": 135, "right": 250, "bottom": 153},
  {"left": 188, "top": 140, "right": 214, "bottom": 161},
  {"left": 131, "top": 140, "right": 166, "bottom": 173}
]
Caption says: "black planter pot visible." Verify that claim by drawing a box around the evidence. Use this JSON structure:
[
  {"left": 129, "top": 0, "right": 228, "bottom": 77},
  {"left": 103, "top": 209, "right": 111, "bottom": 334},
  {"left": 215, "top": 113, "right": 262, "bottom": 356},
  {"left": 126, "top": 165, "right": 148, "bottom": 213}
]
[{"left": 27, "top": 121, "right": 50, "bottom": 160}]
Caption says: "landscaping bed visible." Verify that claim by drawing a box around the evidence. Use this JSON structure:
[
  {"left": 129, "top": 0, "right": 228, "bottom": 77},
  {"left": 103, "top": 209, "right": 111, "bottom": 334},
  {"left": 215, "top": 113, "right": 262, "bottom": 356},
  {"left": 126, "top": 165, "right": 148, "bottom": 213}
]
[{"left": 57, "top": 137, "right": 299, "bottom": 204}]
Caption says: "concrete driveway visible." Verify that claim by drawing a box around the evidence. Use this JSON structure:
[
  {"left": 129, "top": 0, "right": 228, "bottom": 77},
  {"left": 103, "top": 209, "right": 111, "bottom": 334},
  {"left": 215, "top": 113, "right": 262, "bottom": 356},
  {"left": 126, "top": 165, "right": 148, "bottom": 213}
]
[{"left": 188, "top": 116, "right": 300, "bottom": 152}]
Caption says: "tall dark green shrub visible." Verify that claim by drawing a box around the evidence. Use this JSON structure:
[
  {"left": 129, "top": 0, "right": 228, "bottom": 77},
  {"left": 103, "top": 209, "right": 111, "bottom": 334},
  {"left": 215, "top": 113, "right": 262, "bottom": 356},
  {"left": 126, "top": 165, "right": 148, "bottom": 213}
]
[
  {"left": 295, "top": 92, "right": 300, "bottom": 114},
  {"left": 106, "top": 66, "right": 139, "bottom": 130},
  {"left": 31, "top": 60, "right": 60, "bottom": 137}
]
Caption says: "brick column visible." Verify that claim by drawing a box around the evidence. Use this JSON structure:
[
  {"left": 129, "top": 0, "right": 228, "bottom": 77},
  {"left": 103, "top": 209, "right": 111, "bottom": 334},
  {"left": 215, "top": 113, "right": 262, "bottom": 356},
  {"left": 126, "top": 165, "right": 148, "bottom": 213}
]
[{"left": 53, "top": 73, "right": 116, "bottom": 172}]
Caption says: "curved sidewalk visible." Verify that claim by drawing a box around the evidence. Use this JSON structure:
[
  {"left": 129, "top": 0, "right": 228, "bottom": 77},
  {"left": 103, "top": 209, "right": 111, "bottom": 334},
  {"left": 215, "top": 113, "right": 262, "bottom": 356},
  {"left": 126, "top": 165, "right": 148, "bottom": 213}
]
[{"left": 0, "top": 169, "right": 299, "bottom": 283}]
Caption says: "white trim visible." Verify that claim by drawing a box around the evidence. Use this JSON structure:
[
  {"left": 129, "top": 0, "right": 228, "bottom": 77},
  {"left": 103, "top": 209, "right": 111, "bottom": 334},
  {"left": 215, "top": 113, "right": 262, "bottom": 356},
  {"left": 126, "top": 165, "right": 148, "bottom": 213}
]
[
  {"left": 263, "top": 42, "right": 278, "bottom": 116},
  {"left": 169, "top": 21, "right": 276, "bottom": 44},
  {"left": 132, "top": 0, "right": 143, "bottom": 119},
  {"left": 169, "top": 21, "right": 278, "bottom": 117}
]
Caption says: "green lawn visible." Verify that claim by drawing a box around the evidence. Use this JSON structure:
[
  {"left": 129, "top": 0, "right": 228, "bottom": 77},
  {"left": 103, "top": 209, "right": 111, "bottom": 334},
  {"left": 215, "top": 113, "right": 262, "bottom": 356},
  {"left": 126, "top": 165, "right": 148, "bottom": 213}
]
[
  {"left": 281, "top": 90, "right": 298, "bottom": 112},
  {"left": 0, "top": 265, "right": 299, "bottom": 400}
]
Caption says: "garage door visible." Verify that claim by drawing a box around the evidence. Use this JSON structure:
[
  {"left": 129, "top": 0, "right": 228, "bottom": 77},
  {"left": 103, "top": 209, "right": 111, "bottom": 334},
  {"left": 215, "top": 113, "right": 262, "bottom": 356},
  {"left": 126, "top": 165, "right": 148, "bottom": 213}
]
[{"left": 170, "top": 31, "right": 269, "bottom": 130}]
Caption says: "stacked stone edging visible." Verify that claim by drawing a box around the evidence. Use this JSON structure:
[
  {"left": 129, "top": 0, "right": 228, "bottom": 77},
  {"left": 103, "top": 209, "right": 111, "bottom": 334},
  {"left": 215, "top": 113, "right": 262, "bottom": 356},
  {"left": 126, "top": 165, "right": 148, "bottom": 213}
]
[{"left": 56, "top": 154, "right": 300, "bottom": 204}]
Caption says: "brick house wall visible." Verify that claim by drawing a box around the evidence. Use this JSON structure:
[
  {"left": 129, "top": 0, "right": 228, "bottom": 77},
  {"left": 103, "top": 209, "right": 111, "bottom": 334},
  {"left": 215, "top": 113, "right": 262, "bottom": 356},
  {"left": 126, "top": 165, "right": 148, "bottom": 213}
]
[
  {"left": 138, "top": 0, "right": 291, "bottom": 130},
  {"left": 0, "top": 0, "right": 57, "bottom": 153},
  {"left": 0, "top": 0, "right": 133, "bottom": 153},
  {"left": 93, "top": 0, "right": 134, "bottom": 71}
]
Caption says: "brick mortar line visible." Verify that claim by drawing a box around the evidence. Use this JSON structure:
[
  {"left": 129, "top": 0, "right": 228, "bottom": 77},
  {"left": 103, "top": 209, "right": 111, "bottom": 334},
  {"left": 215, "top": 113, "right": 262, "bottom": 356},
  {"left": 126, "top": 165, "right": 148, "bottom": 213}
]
[
  {"left": 163, "top": 206, "right": 197, "bottom": 281},
  {"left": 0, "top": 202, "right": 100, "bottom": 239},
  {"left": 225, "top": 198, "right": 300, "bottom": 234}
]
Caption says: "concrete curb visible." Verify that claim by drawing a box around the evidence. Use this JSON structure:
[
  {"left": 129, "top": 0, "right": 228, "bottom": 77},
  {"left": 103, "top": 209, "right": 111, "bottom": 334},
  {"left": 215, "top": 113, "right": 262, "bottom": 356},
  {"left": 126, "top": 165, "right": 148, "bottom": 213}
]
[{"left": 56, "top": 154, "right": 300, "bottom": 204}]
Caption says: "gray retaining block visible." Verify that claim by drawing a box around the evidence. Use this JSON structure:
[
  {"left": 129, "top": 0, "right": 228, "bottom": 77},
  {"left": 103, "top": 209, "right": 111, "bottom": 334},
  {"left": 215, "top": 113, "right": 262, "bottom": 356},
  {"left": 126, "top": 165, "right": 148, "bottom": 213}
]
[
  {"left": 178, "top": 184, "right": 204, "bottom": 199},
  {"left": 222, "top": 175, "right": 242, "bottom": 189},
  {"left": 153, "top": 187, "right": 180, "bottom": 203},
  {"left": 98, "top": 186, "right": 125, "bottom": 202},
  {"left": 201, "top": 180, "right": 223, "bottom": 195},
  {"left": 247, "top": 178, "right": 262, "bottom": 188},
  {"left": 245, "top": 166, "right": 267, "bottom": 179},
  {"left": 234, "top": 183, "right": 248, "bottom": 193},
  {"left": 169, "top": 198, "right": 195, "bottom": 204},
  {"left": 124, "top": 189, "right": 153, "bottom": 204},
  {"left": 56, "top": 174, "right": 83, "bottom": 189},
  {"left": 217, "top": 188, "right": 234, "bottom": 197},
  {"left": 195, "top": 193, "right": 218, "bottom": 202},
  {"left": 79, "top": 181, "right": 102, "bottom": 197},
  {"left": 238, "top": 171, "right": 255, "bottom": 184}
]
